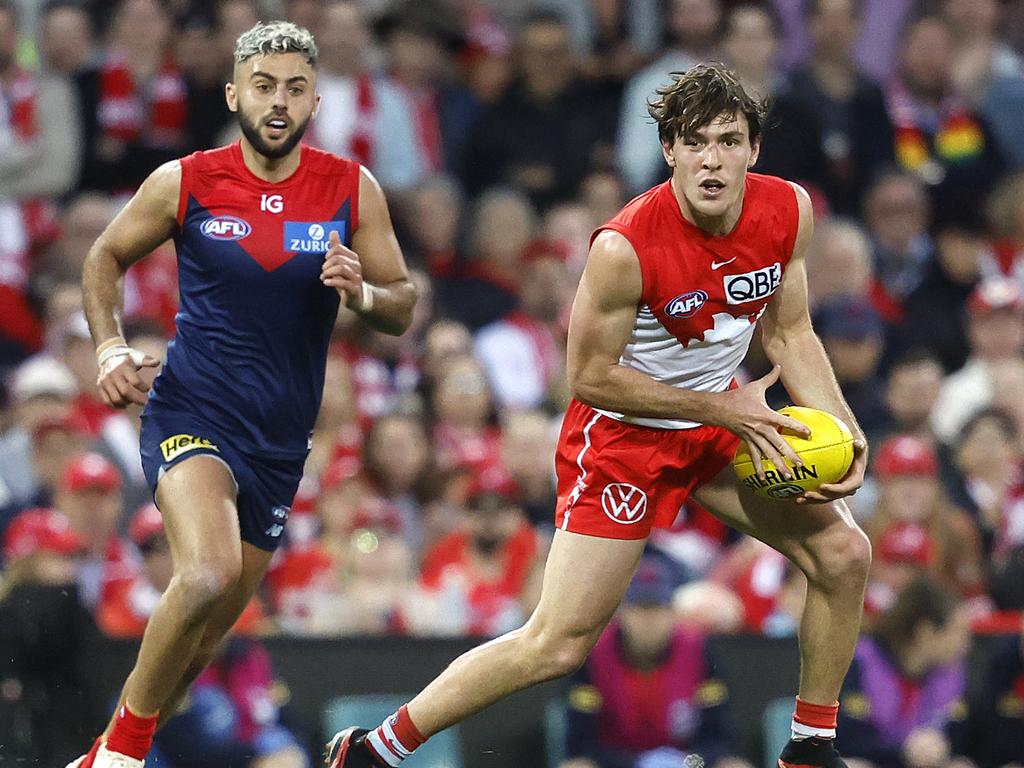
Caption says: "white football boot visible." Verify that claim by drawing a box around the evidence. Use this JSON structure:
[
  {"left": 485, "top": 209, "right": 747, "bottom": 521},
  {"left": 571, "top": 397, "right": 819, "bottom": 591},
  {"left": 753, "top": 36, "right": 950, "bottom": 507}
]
[{"left": 93, "top": 744, "right": 145, "bottom": 768}]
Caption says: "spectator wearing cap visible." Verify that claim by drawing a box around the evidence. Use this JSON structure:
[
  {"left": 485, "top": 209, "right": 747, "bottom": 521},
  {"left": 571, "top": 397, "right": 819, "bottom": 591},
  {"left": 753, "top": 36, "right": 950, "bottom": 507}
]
[
  {"left": 813, "top": 294, "right": 889, "bottom": 439},
  {"left": 561, "top": 553, "right": 746, "bottom": 768},
  {"left": 1, "top": 507, "right": 84, "bottom": 590},
  {"left": 474, "top": 239, "right": 572, "bottom": 409},
  {"left": 97, "top": 503, "right": 266, "bottom": 638},
  {"left": 836, "top": 578, "right": 972, "bottom": 768},
  {"left": 412, "top": 477, "right": 541, "bottom": 636},
  {"left": 55, "top": 450, "right": 135, "bottom": 608},
  {"left": 863, "top": 435, "right": 986, "bottom": 618},
  {"left": 932, "top": 276, "right": 1024, "bottom": 444},
  {"left": 0, "top": 356, "right": 77, "bottom": 511}
]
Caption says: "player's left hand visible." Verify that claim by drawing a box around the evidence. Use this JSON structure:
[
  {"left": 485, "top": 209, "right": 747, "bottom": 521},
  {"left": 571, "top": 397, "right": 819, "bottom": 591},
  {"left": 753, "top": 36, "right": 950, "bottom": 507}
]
[
  {"left": 797, "top": 437, "right": 867, "bottom": 504},
  {"left": 320, "top": 229, "right": 367, "bottom": 310}
]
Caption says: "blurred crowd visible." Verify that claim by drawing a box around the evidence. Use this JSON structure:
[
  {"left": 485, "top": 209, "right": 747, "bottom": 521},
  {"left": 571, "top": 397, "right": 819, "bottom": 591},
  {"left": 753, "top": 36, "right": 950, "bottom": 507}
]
[{"left": 4, "top": 0, "right": 1024, "bottom": 764}]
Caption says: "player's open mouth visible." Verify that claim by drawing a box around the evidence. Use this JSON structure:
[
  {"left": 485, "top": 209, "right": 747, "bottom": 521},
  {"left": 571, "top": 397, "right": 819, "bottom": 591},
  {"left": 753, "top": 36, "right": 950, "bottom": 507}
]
[
  {"left": 699, "top": 179, "right": 726, "bottom": 198},
  {"left": 265, "top": 118, "right": 289, "bottom": 136}
]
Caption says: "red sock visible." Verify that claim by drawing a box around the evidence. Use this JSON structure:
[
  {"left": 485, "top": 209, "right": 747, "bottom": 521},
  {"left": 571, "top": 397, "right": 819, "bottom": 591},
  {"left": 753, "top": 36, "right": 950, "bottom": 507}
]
[
  {"left": 364, "top": 705, "right": 426, "bottom": 766},
  {"left": 79, "top": 737, "right": 103, "bottom": 768},
  {"left": 792, "top": 696, "right": 839, "bottom": 740},
  {"left": 105, "top": 705, "right": 159, "bottom": 760}
]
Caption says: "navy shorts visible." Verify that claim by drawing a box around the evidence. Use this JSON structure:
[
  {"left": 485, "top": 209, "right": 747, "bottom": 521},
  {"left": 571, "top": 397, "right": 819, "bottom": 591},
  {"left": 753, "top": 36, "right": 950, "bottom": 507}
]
[{"left": 139, "top": 410, "right": 305, "bottom": 551}]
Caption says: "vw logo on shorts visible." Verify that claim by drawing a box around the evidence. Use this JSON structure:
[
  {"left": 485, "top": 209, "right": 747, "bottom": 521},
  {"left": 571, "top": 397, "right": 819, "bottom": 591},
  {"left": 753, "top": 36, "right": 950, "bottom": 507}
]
[
  {"left": 601, "top": 483, "right": 648, "bottom": 524},
  {"left": 308, "top": 223, "right": 325, "bottom": 240}
]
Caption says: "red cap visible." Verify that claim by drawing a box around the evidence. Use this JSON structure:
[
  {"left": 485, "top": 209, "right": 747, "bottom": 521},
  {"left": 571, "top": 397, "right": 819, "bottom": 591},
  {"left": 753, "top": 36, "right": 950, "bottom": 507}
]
[
  {"left": 62, "top": 452, "right": 122, "bottom": 493},
  {"left": 874, "top": 435, "right": 938, "bottom": 478},
  {"left": 967, "top": 277, "right": 1024, "bottom": 315},
  {"left": 349, "top": 498, "right": 403, "bottom": 534},
  {"left": 3, "top": 508, "right": 85, "bottom": 561},
  {"left": 129, "top": 503, "right": 165, "bottom": 547},
  {"left": 878, "top": 522, "right": 935, "bottom": 567},
  {"left": 321, "top": 455, "right": 362, "bottom": 492}
]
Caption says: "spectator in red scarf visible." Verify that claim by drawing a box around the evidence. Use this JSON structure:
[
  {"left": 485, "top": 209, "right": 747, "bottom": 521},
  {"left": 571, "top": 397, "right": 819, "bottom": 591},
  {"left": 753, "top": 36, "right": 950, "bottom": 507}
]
[
  {"left": 430, "top": 354, "right": 503, "bottom": 476},
  {"left": 0, "top": 0, "right": 80, "bottom": 362},
  {"left": 74, "top": 0, "right": 189, "bottom": 193}
]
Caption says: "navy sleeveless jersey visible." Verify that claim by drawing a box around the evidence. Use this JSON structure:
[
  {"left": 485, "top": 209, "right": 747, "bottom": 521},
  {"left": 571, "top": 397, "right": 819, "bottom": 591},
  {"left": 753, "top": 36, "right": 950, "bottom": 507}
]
[{"left": 145, "top": 142, "right": 359, "bottom": 459}]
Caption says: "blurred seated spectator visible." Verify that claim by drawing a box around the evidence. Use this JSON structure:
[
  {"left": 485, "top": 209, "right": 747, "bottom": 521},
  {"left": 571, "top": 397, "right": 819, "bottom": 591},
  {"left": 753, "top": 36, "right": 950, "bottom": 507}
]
[
  {"left": 97, "top": 504, "right": 266, "bottom": 638},
  {"left": 813, "top": 295, "right": 889, "bottom": 439},
  {"left": 410, "top": 478, "right": 541, "bottom": 637},
  {"left": 474, "top": 239, "right": 571, "bottom": 409},
  {"left": 548, "top": 0, "right": 661, "bottom": 84},
  {"left": 932, "top": 277, "right": 1024, "bottom": 444},
  {"left": 175, "top": 12, "right": 233, "bottom": 155},
  {"left": 836, "top": 578, "right": 972, "bottom": 768},
  {"left": 876, "top": 349, "right": 944, "bottom": 446},
  {"left": 304, "top": 355, "right": 362, "bottom": 490},
  {"left": 862, "top": 168, "right": 935, "bottom": 323},
  {"left": 782, "top": 0, "right": 895, "bottom": 215},
  {"left": 463, "top": 10, "right": 617, "bottom": 211},
  {"left": 616, "top": 0, "right": 723, "bottom": 195},
  {"left": 0, "top": 356, "right": 77, "bottom": 514},
  {"left": 942, "top": 0, "right": 1024, "bottom": 168},
  {"left": 968, "top": 619, "right": 1024, "bottom": 765},
  {"left": 400, "top": 174, "right": 464, "bottom": 278},
  {"left": 39, "top": 0, "right": 98, "bottom": 77},
  {"left": 55, "top": 451, "right": 135, "bottom": 609},
  {"left": 724, "top": 4, "right": 832, "bottom": 204},
  {"left": 709, "top": 538, "right": 806, "bottom": 636},
  {"left": 674, "top": 580, "right": 746, "bottom": 635},
  {"left": 893, "top": 210, "right": 989, "bottom": 373},
  {"left": 74, "top": 0, "right": 189, "bottom": 193},
  {"left": 987, "top": 170, "right": 1024, "bottom": 283},
  {"left": 307, "top": 0, "right": 424, "bottom": 191},
  {"left": 437, "top": 186, "right": 537, "bottom": 331},
  {"left": 887, "top": 15, "right": 1006, "bottom": 217},
  {"left": 562, "top": 555, "right": 749, "bottom": 768},
  {"left": 805, "top": 218, "right": 874, "bottom": 313},
  {"left": 375, "top": 0, "right": 479, "bottom": 185},
  {"left": 151, "top": 636, "right": 308, "bottom": 768},
  {"left": 362, "top": 412, "right": 432, "bottom": 542},
  {"left": 418, "top": 318, "right": 473, "bottom": 388},
  {"left": 430, "top": 354, "right": 503, "bottom": 475},
  {"left": 500, "top": 409, "right": 557, "bottom": 529},
  {"left": 59, "top": 311, "right": 115, "bottom": 437},
  {"left": 863, "top": 436, "right": 986, "bottom": 618}
]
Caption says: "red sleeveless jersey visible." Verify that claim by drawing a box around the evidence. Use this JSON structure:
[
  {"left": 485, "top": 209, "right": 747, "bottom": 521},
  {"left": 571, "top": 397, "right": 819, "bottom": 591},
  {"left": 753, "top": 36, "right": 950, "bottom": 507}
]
[{"left": 593, "top": 173, "right": 800, "bottom": 429}]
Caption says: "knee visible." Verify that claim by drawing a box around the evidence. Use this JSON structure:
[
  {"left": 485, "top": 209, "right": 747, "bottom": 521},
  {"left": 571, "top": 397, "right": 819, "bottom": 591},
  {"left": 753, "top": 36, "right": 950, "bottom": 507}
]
[
  {"left": 803, "top": 525, "right": 872, "bottom": 592},
  {"left": 518, "top": 623, "right": 602, "bottom": 682},
  {"left": 171, "top": 558, "right": 242, "bottom": 618}
]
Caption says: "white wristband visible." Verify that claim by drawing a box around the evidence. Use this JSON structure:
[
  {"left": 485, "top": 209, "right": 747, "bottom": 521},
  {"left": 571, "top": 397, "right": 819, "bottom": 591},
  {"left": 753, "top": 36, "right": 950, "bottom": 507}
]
[
  {"left": 97, "top": 344, "right": 132, "bottom": 368},
  {"left": 357, "top": 281, "right": 374, "bottom": 313}
]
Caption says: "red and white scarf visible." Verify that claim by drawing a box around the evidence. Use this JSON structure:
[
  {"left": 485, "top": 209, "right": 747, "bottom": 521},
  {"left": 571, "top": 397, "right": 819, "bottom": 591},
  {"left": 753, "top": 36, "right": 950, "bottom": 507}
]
[{"left": 97, "top": 50, "right": 187, "bottom": 147}]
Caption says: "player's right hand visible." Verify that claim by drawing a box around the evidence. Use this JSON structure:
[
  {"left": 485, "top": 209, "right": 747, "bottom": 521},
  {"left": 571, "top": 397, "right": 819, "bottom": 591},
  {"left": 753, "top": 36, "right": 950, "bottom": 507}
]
[
  {"left": 96, "top": 346, "right": 160, "bottom": 408},
  {"left": 713, "top": 365, "right": 811, "bottom": 480}
]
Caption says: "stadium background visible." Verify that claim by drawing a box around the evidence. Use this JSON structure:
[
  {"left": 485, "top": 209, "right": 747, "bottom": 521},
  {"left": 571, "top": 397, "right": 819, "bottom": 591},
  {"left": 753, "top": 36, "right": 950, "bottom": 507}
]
[{"left": 2, "top": 0, "right": 1024, "bottom": 765}]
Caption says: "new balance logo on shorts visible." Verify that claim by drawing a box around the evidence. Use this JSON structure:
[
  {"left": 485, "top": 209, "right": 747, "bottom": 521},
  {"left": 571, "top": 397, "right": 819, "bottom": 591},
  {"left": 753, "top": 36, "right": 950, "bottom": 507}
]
[
  {"left": 160, "top": 434, "right": 220, "bottom": 462},
  {"left": 601, "top": 483, "right": 648, "bottom": 524}
]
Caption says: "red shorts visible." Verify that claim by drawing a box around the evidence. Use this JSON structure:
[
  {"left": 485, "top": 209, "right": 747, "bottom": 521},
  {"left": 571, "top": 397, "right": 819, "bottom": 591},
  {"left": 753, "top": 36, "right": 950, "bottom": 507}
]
[{"left": 554, "top": 399, "right": 740, "bottom": 539}]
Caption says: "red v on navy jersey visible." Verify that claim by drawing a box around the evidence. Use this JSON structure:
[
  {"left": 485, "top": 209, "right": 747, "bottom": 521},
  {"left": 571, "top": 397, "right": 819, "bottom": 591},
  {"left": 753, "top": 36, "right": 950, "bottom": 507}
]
[{"left": 145, "top": 142, "right": 359, "bottom": 458}]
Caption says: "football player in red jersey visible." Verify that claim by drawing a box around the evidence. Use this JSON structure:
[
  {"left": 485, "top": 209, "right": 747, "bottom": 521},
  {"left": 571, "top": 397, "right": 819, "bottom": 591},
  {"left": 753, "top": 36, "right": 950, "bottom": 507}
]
[
  {"left": 71, "top": 20, "right": 416, "bottom": 768},
  {"left": 328, "top": 65, "right": 867, "bottom": 768}
]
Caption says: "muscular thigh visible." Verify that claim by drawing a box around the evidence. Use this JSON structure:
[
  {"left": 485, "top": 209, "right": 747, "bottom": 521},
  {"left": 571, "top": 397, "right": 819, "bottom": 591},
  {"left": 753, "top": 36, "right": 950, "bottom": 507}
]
[
  {"left": 527, "top": 530, "right": 647, "bottom": 639},
  {"left": 692, "top": 462, "right": 862, "bottom": 574}
]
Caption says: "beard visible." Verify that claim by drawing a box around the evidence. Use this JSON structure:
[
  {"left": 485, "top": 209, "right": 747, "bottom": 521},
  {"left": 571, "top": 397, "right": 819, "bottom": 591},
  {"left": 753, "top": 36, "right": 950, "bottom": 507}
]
[{"left": 238, "top": 110, "right": 311, "bottom": 160}]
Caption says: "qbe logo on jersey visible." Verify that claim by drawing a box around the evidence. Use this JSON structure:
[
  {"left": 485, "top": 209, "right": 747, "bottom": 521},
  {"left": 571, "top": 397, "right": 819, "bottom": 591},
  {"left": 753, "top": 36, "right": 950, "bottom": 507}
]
[
  {"left": 284, "top": 220, "right": 347, "bottom": 254},
  {"left": 601, "top": 483, "right": 648, "bottom": 524},
  {"left": 724, "top": 262, "right": 782, "bottom": 304}
]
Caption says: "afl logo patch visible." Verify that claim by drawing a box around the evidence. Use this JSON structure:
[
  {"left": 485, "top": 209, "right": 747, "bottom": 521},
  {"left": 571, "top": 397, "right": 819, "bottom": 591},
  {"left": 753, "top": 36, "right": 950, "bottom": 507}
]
[
  {"left": 666, "top": 290, "right": 708, "bottom": 318},
  {"left": 201, "top": 216, "right": 251, "bottom": 241}
]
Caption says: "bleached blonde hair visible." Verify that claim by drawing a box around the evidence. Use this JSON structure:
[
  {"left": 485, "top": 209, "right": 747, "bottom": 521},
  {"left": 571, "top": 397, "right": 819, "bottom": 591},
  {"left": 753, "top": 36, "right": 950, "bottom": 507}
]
[{"left": 234, "top": 20, "right": 318, "bottom": 66}]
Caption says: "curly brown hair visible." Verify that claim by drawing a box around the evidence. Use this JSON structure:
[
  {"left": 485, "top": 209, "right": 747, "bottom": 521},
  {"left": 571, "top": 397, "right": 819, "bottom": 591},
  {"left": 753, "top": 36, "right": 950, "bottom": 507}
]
[{"left": 647, "top": 63, "right": 770, "bottom": 148}]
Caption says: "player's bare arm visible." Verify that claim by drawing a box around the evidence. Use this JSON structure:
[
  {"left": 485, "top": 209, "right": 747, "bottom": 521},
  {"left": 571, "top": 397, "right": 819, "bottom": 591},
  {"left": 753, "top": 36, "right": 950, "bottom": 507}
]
[
  {"left": 759, "top": 182, "right": 868, "bottom": 502},
  {"left": 320, "top": 165, "right": 416, "bottom": 335},
  {"left": 82, "top": 160, "right": 180, "bottom": 409},
  {"left": 568, "top": 229, "right": 809, "bottom": 476}
]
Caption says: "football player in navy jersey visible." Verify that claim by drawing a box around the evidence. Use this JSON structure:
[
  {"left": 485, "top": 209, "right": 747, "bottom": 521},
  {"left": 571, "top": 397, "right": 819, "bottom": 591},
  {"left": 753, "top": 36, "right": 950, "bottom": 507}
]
[{"left": 72, "top": 21, "right": 415, "bottom": 768}]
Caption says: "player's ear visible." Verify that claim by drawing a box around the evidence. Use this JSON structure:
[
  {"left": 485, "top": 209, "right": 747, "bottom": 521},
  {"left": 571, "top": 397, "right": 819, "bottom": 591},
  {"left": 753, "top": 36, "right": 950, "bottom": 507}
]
[
  {"left": 225, "top": 81, "right": 238, "bottom": 113},
  {"left": 312, "top": 92, "right": 321, "bottom": 119},
  {"left": 748, "top": 137, "right": 761, "bottom": 169},
  {"left": 661, "top": 138, "right": 676, "bottom": 169}
]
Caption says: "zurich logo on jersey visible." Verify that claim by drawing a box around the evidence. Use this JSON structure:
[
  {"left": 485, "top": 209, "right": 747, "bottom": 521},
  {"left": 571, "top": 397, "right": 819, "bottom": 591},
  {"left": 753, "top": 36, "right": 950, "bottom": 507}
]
[
  {"left": 201, "top": 215, "right": 251, "bottom": 241},
  {"left": 666, "top": 290, "right": 708, "bottom": 318},
  {"left": 285, "top": 220, "right": 347, "bottom": 253}
]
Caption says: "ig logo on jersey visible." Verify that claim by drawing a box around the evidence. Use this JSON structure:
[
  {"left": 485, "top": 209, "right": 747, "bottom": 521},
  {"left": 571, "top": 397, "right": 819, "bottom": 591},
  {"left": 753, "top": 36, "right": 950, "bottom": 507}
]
[{"left": 665, "top": 290, "right": 708, "bottom": 318}]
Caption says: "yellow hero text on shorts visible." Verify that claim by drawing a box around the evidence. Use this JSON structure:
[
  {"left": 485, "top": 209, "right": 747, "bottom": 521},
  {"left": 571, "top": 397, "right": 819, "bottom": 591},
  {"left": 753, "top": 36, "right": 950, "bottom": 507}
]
[{"left": 160, "top": 433, "right": 220, "bottom": 462}]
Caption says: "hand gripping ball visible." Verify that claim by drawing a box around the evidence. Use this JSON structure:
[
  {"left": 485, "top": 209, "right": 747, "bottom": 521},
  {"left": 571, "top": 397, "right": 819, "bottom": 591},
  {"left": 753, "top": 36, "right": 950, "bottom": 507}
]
[{"left": 731, "top": 406, "right": 855, "bottom": 500}]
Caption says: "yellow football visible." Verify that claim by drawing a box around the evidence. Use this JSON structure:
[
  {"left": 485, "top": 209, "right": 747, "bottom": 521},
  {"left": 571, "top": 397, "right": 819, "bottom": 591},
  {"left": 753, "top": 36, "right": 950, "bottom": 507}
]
[{"left": 731, "top": 406, "right": 855, "bottom": 500}]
